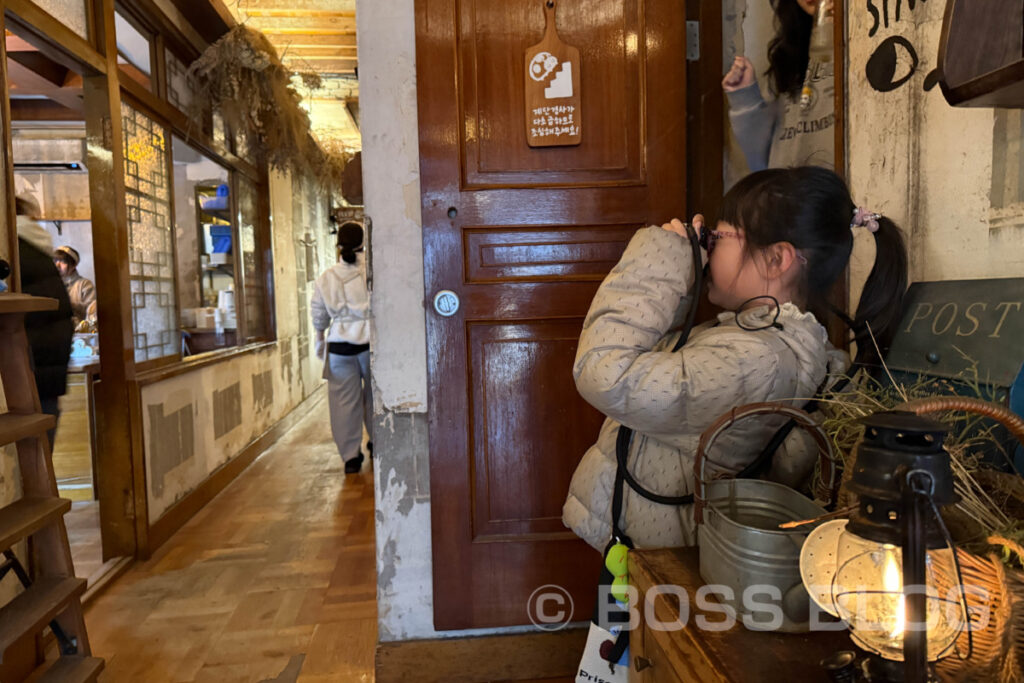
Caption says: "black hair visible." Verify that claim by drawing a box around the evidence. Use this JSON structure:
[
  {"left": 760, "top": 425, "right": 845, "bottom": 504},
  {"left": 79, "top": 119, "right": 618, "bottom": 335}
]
[
  {"left": 15, "top": 197, "right": 33, "bottom": 216},
  {"left": 337, "top": 222, "right": 364, "bottom": 264},
  {"left": 766, "top": 0, "right": 814, "bottom": 100},
  {"left": 720, "top": 166, "right": 908, "bottom": 364}
]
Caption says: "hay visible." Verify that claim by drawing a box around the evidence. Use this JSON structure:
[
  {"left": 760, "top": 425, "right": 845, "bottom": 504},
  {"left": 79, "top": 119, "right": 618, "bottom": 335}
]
[
  {"left": 186, "top": 25, "right": 350, "bottom": 188},
  {"left": 818, "top": 352, "right": 1024, "bottom": 568}
]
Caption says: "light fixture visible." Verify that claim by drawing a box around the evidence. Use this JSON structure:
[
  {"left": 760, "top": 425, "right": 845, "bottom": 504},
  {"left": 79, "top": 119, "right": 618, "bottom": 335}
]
[{"left": 800, "top": 411, "right": 971, "bottom": 682}]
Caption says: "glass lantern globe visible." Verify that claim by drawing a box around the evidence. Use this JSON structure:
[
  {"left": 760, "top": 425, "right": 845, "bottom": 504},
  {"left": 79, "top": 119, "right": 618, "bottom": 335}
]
[{"left": 801, "top": 520, "right": 965, "bottom": 663}]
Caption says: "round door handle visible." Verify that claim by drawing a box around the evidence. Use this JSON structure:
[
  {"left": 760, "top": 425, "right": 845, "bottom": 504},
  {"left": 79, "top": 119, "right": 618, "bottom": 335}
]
[
  {"left": 433, "top": 290, "right": 460, "bottom": 317},
  {"left": 447, "top": 206, "right": 458, "bottom": 219}
]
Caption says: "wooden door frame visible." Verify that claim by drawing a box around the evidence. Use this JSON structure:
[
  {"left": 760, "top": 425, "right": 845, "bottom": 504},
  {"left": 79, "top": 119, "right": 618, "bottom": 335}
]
[{"left": 4, "top": 0, "right": 141, "bottom": 560}]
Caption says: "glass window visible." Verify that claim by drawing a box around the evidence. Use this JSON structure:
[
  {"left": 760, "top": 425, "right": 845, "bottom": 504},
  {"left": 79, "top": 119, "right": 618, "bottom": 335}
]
[
  {"left": 165, "top": 49, "right": 194, "bottom": 115},
  {"left": 170, "top": 136, "right": 234, "bottom": 356},
  {"left": 33, "top": 0, "right": 90, "bottom": 40},
  {"left": 237, "top": 178, "right": 268, "bottom": 340},
  {"left": 115, "top": 10, "right": 153, "bottom": 90},
  {"left": 122, "top": 102, "right": 176, "bottom": 362}
]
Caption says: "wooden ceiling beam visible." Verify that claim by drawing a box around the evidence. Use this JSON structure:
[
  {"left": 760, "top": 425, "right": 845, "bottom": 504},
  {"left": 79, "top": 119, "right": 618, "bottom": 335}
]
[
  {"left": 243, "top": 17, "right": 355, "bottom": 32},
  {"left": 6, "top": 60, "right": 84, "bottom": 113},
  {"left": 260, "top": 33, "right": 356, "bottom": 46},
  {"left": 282, "top": 59, "right": 356, "bottom": 74},
  {"left": 230, "top": 0, "right": 356, "bottom": 10},
  {"left": 272, "top": 46, "right": 357, "bottom": 57},
  {"left": 242, "top": 10, "right": 355, "bottom": 19},
  {"left": 9, "top": 98, "right": 82, "bottom": 122},
  {"left": 262, "top": 33, "right": 358, "bottom": 47}
]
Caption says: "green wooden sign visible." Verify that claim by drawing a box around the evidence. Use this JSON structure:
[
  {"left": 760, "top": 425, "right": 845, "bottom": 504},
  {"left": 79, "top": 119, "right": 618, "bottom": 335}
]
[{"left": 886, "top": 278, "right": 1024, "bottom": 387}]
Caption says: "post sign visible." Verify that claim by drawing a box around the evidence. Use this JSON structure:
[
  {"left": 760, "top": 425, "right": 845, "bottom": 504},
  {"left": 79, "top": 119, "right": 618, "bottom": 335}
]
[
  {"left": 886, "top": 278, "right": 1024, "bottom": 386},
  {"left": 524, "top": 0, "right": 582, "bottom": 148}
]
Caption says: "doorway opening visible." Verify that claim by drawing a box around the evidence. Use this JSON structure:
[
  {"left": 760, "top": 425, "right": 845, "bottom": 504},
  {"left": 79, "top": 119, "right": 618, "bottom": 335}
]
[{"left": 5, "top": 23, "right": 126, "bottom": 591}]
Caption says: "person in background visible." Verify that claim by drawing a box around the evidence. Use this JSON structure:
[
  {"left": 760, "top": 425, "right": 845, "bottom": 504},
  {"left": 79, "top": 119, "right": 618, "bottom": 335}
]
[
  {"left": 53, "top": 245, "right": 96, "bottom": 328},
  {"left": 16, "top": 196, "right": 73, "bottom": 448},
  {"left": 311, "top": 222, "right": 373, "bottom": 475},
  {"left": 723, "top": 0, "right": 835, "bottom": 172}
]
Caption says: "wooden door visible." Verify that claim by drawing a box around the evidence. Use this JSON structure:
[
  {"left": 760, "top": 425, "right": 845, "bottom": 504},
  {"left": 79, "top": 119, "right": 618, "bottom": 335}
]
[{"left": 417, "top": 0, "right": 689, "bottom": 630}]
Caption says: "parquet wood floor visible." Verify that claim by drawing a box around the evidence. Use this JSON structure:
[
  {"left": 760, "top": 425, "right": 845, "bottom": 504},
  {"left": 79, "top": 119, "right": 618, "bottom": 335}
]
[
  {"left": 53, "top": 377, "right": 94, "bottom": 502},
  {"left": 66, "top": 500, "right": 103, "bottom": 583},
  {"left": 83, "top": 399, "right": 376, "bottom": 682}
]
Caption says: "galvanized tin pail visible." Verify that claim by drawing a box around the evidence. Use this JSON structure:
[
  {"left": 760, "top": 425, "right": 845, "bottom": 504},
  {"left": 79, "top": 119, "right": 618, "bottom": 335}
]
[{"left": 693, "top": 403, "right": 838, "bottom": 633}]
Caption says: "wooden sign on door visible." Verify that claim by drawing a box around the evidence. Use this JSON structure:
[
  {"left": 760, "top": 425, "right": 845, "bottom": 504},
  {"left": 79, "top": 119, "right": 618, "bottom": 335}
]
[{"left": 524, "top": 0, "right": 582, "bottom": 147}]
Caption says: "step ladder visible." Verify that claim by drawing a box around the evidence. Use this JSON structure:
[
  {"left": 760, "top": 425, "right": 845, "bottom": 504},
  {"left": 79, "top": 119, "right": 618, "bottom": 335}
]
[{"left": 0, "top": 294, "right": 103, "bottom": 682}]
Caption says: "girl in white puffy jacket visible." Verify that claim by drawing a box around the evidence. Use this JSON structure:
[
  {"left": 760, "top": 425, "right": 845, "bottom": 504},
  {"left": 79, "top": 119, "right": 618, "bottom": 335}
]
[
  {"left": 312, "top": 223, "right": 373, "bottom": 474},
  {"left": 563, "top": 166, "right": 908, "bottom": 550}
]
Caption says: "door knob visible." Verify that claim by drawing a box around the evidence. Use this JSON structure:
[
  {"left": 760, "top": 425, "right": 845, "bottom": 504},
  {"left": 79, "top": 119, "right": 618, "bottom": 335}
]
[{"left": 433, "top": 290, "right": 460, "bottom": 317}]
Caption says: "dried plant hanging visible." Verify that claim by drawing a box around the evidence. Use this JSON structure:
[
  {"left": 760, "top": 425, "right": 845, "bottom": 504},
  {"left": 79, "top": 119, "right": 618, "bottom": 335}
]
[{"left": 187, "top": 25, "right": 350, "bottom": 188}]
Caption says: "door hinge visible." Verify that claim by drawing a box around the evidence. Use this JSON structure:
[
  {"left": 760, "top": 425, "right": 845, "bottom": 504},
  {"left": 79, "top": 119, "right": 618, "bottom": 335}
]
[{"left": 686, "top": 21, "right": 700, "bottom": 61}]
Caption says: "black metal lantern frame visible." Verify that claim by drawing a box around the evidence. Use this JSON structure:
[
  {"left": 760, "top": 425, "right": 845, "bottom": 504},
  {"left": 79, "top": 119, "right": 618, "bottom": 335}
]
[{"left": 843, "top": 411, "right": 974, "bottom": 682}]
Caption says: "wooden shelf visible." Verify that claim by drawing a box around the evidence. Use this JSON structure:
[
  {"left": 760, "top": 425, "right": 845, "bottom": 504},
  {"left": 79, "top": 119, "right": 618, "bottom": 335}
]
[
  {"left": 0, "top": 577, "right": 86, "bottom": 653},
  {"left": 0, "top": 497, "right": 71, "bottom": 551},
  {"left": 0, "top": 413, "right": 57, "bottom": 447},
  {"left": 33, "top": 656, "right": 104, "bottom": 683},
  {"left": 0, "top": 294, "right": 58, "bottom": 315}
]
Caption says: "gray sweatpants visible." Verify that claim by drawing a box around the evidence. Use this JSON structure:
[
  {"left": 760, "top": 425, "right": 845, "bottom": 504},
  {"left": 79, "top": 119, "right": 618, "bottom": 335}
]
[{"left": 325, "top": 350, "right": 373, "bottom": 463}]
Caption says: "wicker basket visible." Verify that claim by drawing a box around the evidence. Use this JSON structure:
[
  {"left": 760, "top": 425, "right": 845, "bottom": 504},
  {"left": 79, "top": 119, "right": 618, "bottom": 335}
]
[{"left": 895, "top": 398, "right": 1024, "bottom": 683}]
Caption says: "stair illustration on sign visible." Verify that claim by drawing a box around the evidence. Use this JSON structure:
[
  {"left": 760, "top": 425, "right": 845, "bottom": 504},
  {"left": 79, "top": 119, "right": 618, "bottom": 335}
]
[
  {"left": 545, "top": 62, "right": 574, "bottom": 99},
  {"left": 0, "top": 294, "right": 102, "bottom": 682}
]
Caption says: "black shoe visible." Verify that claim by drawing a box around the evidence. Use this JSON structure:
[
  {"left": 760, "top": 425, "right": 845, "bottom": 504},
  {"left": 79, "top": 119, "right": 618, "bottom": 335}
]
[{"left": 345, "top": 453, "right": 365, "bottom": 474}]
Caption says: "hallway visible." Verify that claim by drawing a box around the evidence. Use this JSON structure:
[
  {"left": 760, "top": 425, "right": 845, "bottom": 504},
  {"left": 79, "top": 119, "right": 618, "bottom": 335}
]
[{"left": 83, "top": 395, "right": 376, "bottom": 682}]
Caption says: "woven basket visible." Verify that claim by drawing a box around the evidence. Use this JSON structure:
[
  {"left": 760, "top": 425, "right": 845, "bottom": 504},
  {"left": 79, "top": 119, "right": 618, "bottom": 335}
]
[{"left": 895, "top": 398, "right": 1024, "bottom": 683}]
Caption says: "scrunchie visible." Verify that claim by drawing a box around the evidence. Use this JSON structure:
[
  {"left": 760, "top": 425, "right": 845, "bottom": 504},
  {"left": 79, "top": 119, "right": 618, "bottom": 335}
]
[{"left": 852, "top": 207, "right": 881, "bottom": 233}]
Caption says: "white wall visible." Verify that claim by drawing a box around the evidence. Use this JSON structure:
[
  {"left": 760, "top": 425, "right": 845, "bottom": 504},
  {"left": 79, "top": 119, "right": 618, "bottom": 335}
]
[
  {"left": 141, "top": 169, "right": 326, "bottom": 521},
  {"left": 846, "top": 1, "right": 1024, "bottom": 306}
]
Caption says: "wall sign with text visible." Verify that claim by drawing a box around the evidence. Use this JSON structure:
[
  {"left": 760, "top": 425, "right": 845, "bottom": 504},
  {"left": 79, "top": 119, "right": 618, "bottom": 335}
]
[
  {"left": 524, "top": 0, "right": 582, "bottom": 148},
  {"left": 887, "top": 278, "right": 1024, "bottom": 386}
]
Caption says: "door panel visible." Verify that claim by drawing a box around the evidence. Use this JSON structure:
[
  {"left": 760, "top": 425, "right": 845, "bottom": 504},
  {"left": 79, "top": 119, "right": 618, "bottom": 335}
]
[
  {"left": 463, "top": 224, "right": 637, "bottom": 283},
  {"left": 469, "top": 319, "right": 606, "bottom": 539},
  {"left": 418, "top": 0, "right": 688, "bottom": 629},
  {"left": 459, "top": 0, "right": 644, "bottom": 186}
]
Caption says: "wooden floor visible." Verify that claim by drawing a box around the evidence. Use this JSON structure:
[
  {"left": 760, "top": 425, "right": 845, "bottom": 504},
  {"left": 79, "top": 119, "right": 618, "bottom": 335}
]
[
  {"left": 66, "top": 500, "right": 103, "bottom": 583},
  {"left": 54, "top": 376, "right": 94, "bottom": 503},
  {"left": 83, "top": 399, "right": 376, "bottom": 682}
]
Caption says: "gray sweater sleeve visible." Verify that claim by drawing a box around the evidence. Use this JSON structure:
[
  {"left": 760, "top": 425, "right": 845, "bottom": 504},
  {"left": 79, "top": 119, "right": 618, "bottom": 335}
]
[{"left": 727, "top": 82, "right": 777, "bottom": 173}]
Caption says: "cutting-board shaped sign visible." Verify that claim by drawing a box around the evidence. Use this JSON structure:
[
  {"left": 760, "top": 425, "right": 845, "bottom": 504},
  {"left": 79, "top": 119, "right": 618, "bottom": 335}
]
[{"left": 524, "top": 0, "right": 582, "bottom": 148}]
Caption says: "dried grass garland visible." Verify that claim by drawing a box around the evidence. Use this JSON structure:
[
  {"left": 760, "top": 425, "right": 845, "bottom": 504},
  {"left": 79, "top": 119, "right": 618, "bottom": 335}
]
[{"left": 187, "top": 25, "right": 350, "bottom": 188}]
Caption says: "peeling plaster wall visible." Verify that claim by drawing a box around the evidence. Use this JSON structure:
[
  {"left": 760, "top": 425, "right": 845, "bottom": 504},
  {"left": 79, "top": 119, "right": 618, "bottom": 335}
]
[
  {"left": 142, "top": 170, "right": 325, "bottom": 522},
  {"left": 846, "top": 2, "right": 1024, "bottom": 306},
  {"left": 356, "top": 0, "right": 439, "bottom": 644}
]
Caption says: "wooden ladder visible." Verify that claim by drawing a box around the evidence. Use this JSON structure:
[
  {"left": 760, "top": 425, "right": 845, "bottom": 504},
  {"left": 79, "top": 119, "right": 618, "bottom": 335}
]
[{"left": 0, "top": 294, "right": 103, "bottom": 682}]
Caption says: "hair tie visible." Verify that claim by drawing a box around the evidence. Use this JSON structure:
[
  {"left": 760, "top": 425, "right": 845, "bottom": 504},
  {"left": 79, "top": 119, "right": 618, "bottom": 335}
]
[{"left": 852, "top": 207, "right": 881, "bottom": 233}]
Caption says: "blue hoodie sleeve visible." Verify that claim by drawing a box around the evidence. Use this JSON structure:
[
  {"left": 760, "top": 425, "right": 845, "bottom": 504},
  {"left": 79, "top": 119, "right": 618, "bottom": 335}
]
[{"left": 727, "top": 82, "right": 777, "bottom": 172}]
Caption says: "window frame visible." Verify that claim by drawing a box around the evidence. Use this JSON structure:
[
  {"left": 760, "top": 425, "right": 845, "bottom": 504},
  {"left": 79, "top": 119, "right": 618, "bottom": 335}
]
[{"left": 117, "top": 33, "right": 275, "bottom": 373}]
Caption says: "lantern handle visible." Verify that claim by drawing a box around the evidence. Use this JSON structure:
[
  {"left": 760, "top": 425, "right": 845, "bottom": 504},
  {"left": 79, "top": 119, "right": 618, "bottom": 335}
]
[{"left": 693, "top": 402, "right": 837, "bottom": 525}]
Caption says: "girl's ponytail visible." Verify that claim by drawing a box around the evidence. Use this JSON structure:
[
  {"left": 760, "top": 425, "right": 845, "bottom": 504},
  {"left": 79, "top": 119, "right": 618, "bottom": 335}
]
[{"left": 851, "top": 216, "right": 908, "bottom": 364}]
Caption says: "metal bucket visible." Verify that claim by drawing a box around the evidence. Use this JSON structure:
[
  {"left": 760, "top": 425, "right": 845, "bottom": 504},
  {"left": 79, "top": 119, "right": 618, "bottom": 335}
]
[
  {"left": 693, "top": 403, "right": 838, "bottom": 633},
  {"left": 698, "top": 478, "right": 826, "bottom": 632}
]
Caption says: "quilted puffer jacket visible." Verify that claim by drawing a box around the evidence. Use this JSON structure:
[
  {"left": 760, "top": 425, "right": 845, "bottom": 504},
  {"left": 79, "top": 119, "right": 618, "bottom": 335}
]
[{"left": 562, "top": 226, "right": 847, "bottom": 551}]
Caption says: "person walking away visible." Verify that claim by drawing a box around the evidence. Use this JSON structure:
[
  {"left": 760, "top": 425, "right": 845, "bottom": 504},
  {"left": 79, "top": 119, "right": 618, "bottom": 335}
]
[
  {"left": 15, "top": 196, "right": 73, "bottom": 448},
  {"left": 311, "top": 222, "right": 373, "bottom": 474}
]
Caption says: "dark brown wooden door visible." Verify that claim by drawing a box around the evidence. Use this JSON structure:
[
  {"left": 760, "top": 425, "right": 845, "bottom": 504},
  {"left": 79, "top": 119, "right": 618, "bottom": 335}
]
[{"left": 417, "top": 0, "right": 688, "bottom": 630}]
